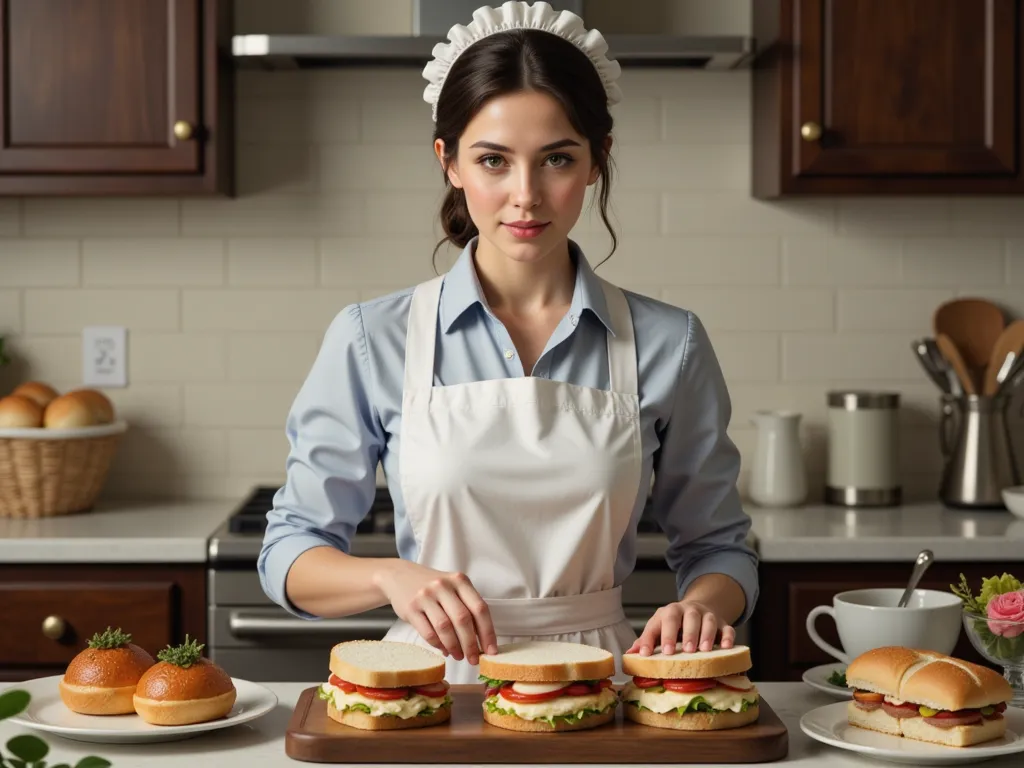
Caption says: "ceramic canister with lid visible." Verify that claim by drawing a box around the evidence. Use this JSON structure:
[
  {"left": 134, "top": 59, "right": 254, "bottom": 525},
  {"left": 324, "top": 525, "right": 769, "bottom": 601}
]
[{"left": 826, "top": 391, "right": 901, "bottom": 506}]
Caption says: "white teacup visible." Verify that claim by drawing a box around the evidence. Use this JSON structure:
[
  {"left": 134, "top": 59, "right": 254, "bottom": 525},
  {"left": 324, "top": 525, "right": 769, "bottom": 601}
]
[{"left": 805, "top": 588, "right": 962, "bottom": 665}]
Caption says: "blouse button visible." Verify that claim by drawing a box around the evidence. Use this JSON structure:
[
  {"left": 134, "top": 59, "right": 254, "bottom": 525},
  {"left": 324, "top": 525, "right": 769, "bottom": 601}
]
[
  {"left": 504, "top": 349, "right": 515, "bottom": 359},
  {"left": 570, "top": 314, "right": 578, "bottom": 327}
]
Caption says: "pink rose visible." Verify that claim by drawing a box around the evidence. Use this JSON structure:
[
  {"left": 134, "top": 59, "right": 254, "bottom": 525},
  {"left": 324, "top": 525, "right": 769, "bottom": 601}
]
[{"left": 987, "top": 590, "right": 1024, "bottom": 638}]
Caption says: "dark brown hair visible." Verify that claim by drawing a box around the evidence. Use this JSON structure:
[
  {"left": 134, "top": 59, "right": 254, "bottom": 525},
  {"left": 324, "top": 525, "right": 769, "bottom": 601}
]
[{"left": 432, "top": 29, "right": 617, "bottom": 268}]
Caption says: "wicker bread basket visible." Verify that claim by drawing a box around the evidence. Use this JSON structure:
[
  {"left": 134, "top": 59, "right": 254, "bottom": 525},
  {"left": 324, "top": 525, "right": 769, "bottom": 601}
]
[{"left": 0, "top": 420, "right": 127, "bottom": 518}]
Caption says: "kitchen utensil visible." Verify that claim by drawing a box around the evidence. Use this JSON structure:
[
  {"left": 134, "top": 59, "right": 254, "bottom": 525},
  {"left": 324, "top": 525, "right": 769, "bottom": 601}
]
[
  {"left": 924, "top": 337, "right": 965, "bottom": 396},
  {"left": 936, "top": 333, "right": 978, "bottom": 395},
  {"left": 984, "top": 319, "right": 1024, "bottom": 395},
  {"left": 897, "top": 549, "right": 934, "bottom": 607},
  {"left": 805, "top": 588, "right": 962, "bottom": 665},
  {"left": 939, "top": 394, "right": 1022, "bottom": 508},
  {"left": 1000, "top": 350, "right": 1024, "bottom": 394},
  {"left": 933, "top": 297, "right": 1004, "bottom": 374},
  {"left": 749, "top": 410, "right": 807, "bottom": 507},
  {"left": 911, "top": 339, "right": 952, "bottom": 392},
  {"left": 825, "top": 391, "right": 900, "bottom": 507}
]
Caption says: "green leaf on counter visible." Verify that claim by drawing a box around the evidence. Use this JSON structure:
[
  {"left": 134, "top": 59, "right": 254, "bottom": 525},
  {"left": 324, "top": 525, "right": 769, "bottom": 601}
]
[
  {"left": 6, "top": 735, "right": 47, "bottom": 762},
  {"left": 52, "top": 765, "right": 72, "bottom": 768},
  {"left": 0, "top": 690, "right": 30, "bottom": 720},
  {"left": 73, "top": 758, "right": 111, "bottom": 768},
  {"left": 8, "top": 759, "right": 26, "bottom": 768}
]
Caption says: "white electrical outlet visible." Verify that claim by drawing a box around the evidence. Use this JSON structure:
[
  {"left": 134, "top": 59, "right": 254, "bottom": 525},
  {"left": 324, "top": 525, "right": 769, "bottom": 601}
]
[{"left": 83, "top": 326, "right": 128, "bottom": 387}]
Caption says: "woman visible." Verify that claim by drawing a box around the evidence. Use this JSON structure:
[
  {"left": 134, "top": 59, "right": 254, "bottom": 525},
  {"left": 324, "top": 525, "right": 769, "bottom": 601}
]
[{"left": 258, "top": 1, "right": 758, "bottom": 684}]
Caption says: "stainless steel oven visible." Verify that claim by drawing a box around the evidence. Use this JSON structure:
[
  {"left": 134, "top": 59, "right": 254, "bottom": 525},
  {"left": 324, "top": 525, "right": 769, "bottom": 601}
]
[{"left": 207, "top": 488, "right": 749, "bottom": 682}]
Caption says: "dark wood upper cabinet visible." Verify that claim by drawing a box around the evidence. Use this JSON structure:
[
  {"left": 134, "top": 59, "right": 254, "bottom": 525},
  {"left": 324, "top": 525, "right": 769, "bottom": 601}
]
[
  {"left": 753, "top": 0, "right": 1024, "bottom": 197},
  {"left": 0, "top": 0, "right": 232, "bottom": 195}
]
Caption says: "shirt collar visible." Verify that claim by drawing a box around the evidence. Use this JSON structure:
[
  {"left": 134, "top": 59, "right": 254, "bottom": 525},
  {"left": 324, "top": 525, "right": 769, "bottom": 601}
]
[{"left": 439, "top": 238, "right": 616, "bottom": 335}]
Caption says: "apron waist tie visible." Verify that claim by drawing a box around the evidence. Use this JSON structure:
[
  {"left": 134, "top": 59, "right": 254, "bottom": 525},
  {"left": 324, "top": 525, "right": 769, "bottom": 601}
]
[{"left": 485, "top": 587, "right": 626, "bottom": 636}]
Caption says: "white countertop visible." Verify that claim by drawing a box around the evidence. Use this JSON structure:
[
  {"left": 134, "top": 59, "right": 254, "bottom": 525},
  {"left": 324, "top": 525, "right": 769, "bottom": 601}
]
[
  {"left": 2, "top": 681, "right": 1018, "bottom": 767},
  {"left": 0, "top": 500, "right": 233, "bottom": 563},
  {"left": 749, "top": 502, "right": 1024, "bottom": 562}
]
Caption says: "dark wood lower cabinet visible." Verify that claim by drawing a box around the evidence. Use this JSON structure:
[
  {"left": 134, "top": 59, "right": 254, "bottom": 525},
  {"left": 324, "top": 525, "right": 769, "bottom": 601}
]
[
  {"left": 751, "top": 561, "right": 1022, "bottom": 681},
  {"left": 0, "top": 563, "right": 205, "bottom": 682}
]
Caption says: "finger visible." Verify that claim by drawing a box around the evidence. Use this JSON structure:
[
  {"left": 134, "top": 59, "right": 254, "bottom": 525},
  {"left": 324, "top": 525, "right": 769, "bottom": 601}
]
[
  {"left": 698, "top": 612, "right": 719, "bottom": 652},
  {"left": 454, "top": 575, "right": 499, "bottom": 658},
  {"left": 408, "top": 610, "right": 446, "bottom": 656},
  {"left": 680, "top": 607, "right": 703, "bottom": 653},
  {"left": 631, "top": 620, "right": 662, "bottom": 656},
  {"left": 660, "top": 607, "right": 683, "bottom": 655},
  {"left": 419, "top": 596, "right": 463, "bottom": 660},
  {"left": 720, "top": 624, "right": 736, "bottom": 649},
  {"left": 435, "top": 585, "right": 480, "bottom": 665}
]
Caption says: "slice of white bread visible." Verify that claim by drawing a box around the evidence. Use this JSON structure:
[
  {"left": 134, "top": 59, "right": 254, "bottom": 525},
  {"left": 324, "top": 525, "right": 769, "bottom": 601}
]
[
  {"left": 622, "top": 644, "right": 751, "bottom": 680},
  {"left": 624, "top": 702, "right": 760, "bottom": 731},
  {"left": 846, "top": 646, "right": 1012, "bottom": 711},
  {"left": 329, "top": 640, "right": 446, "bottom": 688},
  {"left": 847, "top": 701, "right": 1007, "bottom": 747},
  {"left": 327, "top": 700, "right": 451, "bottom": 730},
  {"left": 482, "top": 706, "right": 615, "bottom": 732},
  {"left": 478, "top": 641, "right": 614, "bottom": 682}
]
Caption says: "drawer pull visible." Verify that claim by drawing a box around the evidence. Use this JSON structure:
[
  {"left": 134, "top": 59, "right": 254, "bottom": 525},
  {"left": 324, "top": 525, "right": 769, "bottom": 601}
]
[{"left": 42, "top": 615, "right": 66, "bottom": 640}]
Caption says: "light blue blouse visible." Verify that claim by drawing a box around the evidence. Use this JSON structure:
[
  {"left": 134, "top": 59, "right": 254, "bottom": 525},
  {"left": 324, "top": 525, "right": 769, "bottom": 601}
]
[{"left": 259, "top": 239, "right": 759, "bottom": 626}]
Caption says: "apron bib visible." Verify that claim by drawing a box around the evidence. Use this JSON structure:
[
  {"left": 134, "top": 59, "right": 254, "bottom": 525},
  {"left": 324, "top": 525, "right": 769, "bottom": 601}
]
[{"left": 383, "top": 273, "right": 643, "bottom": 683}]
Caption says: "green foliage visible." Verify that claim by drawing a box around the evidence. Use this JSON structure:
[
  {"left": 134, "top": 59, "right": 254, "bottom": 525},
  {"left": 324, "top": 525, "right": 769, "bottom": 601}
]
[{"left": 0, "top": 690, "right": 111, "bottom": 768}]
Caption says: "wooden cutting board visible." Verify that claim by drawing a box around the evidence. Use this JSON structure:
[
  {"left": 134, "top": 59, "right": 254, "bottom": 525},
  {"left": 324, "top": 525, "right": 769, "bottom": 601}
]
[{"left": 285, "top": 685, "right": 789, "bottom": 763}]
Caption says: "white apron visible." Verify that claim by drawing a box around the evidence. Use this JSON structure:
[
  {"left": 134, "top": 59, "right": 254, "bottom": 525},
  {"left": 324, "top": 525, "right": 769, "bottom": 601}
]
[{"left": 383, "top": 273, "right": 643, "bottom": 684}]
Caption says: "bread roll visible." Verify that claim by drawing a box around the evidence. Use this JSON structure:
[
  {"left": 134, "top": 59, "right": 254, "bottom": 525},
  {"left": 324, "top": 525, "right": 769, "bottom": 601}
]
[
  {"left": 44, "top": 393, "right": 97, "bottom": 428},
  {"left": 330, "top": 640, "right": 446, "bottom": 688},
  {"left": 624, "top": 702, "right": 759, "bottom": 731},
  {"left": 66, "top": 388, "right": 115, "bottom": 424},
  {"left": 134, "top": 656, "right": 236, "bottom": 726},
  {"left": 0, "top": 395, "right": 44, "bottom": 428},
  {"left": 59, "top": 628, "right": 155, "bottom": 716},
  {"left": 11, "top": 381, "right": 59, "bottom": 408}
]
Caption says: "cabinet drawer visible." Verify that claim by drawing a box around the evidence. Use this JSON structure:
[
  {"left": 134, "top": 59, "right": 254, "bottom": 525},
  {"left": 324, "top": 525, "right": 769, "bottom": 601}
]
[{"left": 0, "top": 581, "right": 174, "bottom": 665}]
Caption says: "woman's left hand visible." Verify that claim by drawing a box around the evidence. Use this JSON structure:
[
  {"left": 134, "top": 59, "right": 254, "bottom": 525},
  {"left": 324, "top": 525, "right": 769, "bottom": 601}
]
[{"left": 625, "top": 599, "right": 736, "bottom": 656}]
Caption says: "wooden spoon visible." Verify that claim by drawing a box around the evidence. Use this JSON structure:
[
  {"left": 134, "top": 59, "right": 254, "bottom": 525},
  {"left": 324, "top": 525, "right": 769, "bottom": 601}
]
[
  {"left": 933, "top": 298, "right": 1004, "bottom": 377},
  {"left": 936, "top": 333, "right": 977, "bottom": 395},
  {"left": 984, "top": 319, "right": 1024, "bottom": 395}
]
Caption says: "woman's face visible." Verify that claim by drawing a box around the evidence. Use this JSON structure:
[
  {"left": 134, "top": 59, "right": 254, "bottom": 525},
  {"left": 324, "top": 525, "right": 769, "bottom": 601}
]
[{"left": 435, "top": 90, "right": 602, "bottom": 266}]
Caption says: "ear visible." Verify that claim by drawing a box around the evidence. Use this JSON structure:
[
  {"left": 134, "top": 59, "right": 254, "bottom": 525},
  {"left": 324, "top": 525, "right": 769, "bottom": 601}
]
[
  {"left": 434, "top": 138, "right": 464, "bottom": 189},
  {"left": 588, "top": 135, "right": 613, "bottom": 186}
]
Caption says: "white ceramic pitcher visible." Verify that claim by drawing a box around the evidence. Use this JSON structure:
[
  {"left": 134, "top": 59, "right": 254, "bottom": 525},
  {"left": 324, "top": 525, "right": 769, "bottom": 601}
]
[{"left": 749, "top": 410, "right": 808, "bottom": 507}]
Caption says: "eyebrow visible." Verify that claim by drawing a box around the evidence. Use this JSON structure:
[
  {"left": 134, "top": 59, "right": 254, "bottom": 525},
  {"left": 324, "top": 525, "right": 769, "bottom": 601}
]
[{"left": 468, "top": 138, "right": 581, "bottom": 152}]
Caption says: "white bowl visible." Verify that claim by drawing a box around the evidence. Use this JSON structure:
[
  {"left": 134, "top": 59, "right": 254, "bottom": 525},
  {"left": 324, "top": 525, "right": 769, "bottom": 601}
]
[{"left": 1003, "top": 485, "right": 1024, "bottom": 519}]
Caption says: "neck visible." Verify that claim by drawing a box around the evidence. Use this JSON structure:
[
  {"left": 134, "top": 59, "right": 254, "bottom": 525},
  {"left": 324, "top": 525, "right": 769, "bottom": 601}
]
[{"left": 473, "top": 237, "right": 575, "bottom": 315}]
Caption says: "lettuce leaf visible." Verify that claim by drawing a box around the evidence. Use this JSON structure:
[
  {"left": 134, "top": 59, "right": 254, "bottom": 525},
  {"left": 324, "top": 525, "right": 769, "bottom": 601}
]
[
  {"left": 478, "top": 675, "right": 507, "bottom": 688},
  {"left": 625, "top": 696, "right": 756, "bottom": 715},
  {"left": 483, "top": 695, "right": 617, "bottom": 728},
  {"left": 318, "top": 686, "right": 452, "bottom": 718}
]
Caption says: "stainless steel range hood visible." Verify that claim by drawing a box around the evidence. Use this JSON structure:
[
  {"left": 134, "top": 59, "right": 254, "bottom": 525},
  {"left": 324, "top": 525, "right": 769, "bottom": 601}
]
[{"left": 232, "top": 32, "right": 755, "bottom": 70}]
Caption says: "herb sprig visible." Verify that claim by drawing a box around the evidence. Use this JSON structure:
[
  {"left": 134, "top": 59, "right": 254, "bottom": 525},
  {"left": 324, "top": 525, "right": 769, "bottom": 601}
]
[
  {"left": 87, "top": 627, "right": 132, "bottom": 650},
  {"left": 156, "top": 635, "right": 205, "bottom": 668}
]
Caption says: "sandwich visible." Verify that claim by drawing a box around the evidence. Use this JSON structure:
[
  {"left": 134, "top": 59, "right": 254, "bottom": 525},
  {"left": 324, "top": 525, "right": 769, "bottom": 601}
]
[
  {"left": 478, "top": 641, "right": 617, "bottom": 732},
  {"left": 133, "top": 636, "right": 237, "bottom": 725},
  {"left": 59, "top": 627, "right": 155, "bottom": 715},
  {"left": 620, "top": 643, "right": 759, "bottom": 730},
  {"left": 317, "top": 640, "right": 452, "bottom": 730},
  {"left": 846, "top": 646, "right": 1012, "bottom": 747}
]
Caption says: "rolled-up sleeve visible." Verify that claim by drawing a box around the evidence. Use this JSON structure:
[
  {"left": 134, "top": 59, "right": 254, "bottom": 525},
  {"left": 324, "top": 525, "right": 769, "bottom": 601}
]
[
  {"left": 258, "top": 303, "right": 385, "bottom": 618},
  {"left": 650, "top": 312, "right": 759, "bottom": 626}
]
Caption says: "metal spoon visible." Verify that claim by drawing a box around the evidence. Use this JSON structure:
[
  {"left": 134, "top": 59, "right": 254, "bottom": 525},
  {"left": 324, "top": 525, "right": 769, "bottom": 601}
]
[{"left": 898, "top": 549, "right": 934, "bottom": 608}]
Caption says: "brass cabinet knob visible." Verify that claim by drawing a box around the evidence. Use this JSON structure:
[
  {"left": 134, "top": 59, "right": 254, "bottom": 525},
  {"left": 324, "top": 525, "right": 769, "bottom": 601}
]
[
  {"left": 173, "top": 120, "right": 194, "bottom": 141},
  {"left": 800, "top": 122, "right": 823, "bottom": 141},
  {"left": 41, "top": 615, "right": 66, "bottom": 640}
]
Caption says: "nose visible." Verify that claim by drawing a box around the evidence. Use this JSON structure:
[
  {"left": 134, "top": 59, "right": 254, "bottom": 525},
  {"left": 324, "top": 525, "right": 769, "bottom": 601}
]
[{"left": 510, "top": 165, "right": 541, "bottom": 209}]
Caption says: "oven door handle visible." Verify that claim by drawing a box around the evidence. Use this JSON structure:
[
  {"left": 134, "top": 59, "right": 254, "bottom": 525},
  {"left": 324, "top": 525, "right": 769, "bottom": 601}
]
[{"left": 228, "top": 611, "right": 396, "bottom": 637}]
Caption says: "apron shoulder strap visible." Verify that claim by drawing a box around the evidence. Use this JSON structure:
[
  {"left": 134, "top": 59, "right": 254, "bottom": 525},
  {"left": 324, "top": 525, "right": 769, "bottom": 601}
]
[
  {"left": 598, "top": 279, "right": 639, "bottom": 396},
  {"left": 403, "top": 275, "right": 445, "bottom": 391}
]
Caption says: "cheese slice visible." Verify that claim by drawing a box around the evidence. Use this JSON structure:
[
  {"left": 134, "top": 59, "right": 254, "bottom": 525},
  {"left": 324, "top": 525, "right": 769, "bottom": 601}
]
[
  {"left": 510, "top": 681, "right": 570, "bottom": 695},
  {"left": 490, "top": 688, "right": 617, "bottom": 720},
  {"left": 621, "top": 682, "right": 759, "bottom": 714},
  {"left": 714, "top": 675, "right": 753, "bottom": 691},
  {"left": 320, "top": 683, "right": 448, "bottom": 719}
]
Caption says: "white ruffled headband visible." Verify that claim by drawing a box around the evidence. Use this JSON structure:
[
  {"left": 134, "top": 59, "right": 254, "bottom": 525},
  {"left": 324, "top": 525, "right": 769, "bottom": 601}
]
[{"left": 422, "top": 1, "right": 623, "bottom": 122}]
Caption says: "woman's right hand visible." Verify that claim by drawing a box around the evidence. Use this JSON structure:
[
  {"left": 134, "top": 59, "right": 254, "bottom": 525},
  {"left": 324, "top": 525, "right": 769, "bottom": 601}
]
[{"left": 374, "top": 560, "right": 498, "bottom": 665}]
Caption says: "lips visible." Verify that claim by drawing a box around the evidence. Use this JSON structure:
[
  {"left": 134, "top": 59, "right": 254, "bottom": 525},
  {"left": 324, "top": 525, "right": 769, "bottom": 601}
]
[{"left": 503, "top": 222, "right": 549, "bottom": 239}]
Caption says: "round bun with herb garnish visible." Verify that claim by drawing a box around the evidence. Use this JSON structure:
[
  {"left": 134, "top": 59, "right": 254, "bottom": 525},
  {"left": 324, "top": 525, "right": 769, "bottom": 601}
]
[
  {"left": 133, "top": 636, "right": 236, "bottom": 726},
  {"left": 59, "top": 627, "right": 156, "bottom": 715}
]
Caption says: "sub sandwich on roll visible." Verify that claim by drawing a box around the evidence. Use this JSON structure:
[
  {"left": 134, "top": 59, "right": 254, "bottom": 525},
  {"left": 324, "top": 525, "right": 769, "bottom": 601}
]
[
  {"left": 846, "top": 646, "right": 1012, "bottom": 747},
  {"left": 317, "top": 640, "right": 452, "bottom": 730},
  {"left": 133, "top": 636, "right": 237, "bottom": 726},
  {"left": 479, "top": 641, "right": 617, "bottom": 732},
  {"left": 620, "top": 644, "right": 759, "bottom": 730},
  {"left": 59, "top": 627, "right": 155, "bottom": 715}
]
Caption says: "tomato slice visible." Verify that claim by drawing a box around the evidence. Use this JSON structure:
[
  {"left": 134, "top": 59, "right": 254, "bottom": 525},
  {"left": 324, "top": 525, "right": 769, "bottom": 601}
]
[
  {"left": 499, "top": 684, "right": 569, "bottom": 704},
  {"left": 597, "top": 679, "right": 613, "bottom": 690},
  {"left": 413, "top": 681, "right": 450, "bottom": 698},
  {"left": 564, "top": 683, "right": 596, "bottom": 697},
  {"left": 853, "top": 691, "right": 884, "bottom": 703},
  {"left": 995, "top": 702, "right": 1008, "bottom": 714},
  {"left": 328, "top": 674, "right": 357, "bottom": 694},
  {"left": 663, "top": 679, "right": 716, "bottom": 693},
  {"left": 355, "top": 685, "right": 410, "bottom": 700},
  {"left": 632, "top": 676, "right": 663, "bottom": 689}
]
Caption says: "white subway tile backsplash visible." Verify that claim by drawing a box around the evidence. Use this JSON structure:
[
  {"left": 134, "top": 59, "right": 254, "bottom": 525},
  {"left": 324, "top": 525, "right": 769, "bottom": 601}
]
[
  {"left": 24, "top": 290, "right": 180, "bottom": 334},
  {"left": 228, "top": 333, "right": 320, "bottom": 382},
  {"left": 83, "top": 240, "right": 224, "bottom": 286},
  {"left": 610, "top": 97, "right": 662, "bottom": 144},
  {"left": 183, "top": 290, "right": 359, "bottom": 332},
  {"left": 237, "top": 98, "right": 360, "bottom": 145},
  {"left": 366, "top": 192, "right": 443, "bottom": 235},
  {"left": 782, "top": 237, "right": 902, "bottom": 286},
  {"left": 228, "top": 429, "right": 290, "bottom": 475},
  {"left": 662, "top": 288, "right": 834, "bottom": 332},
  {"left": 0, "top": 200, "right": 21, "bottom": 236},
  {"left": 712, "top": 333, "right": 780, "bottom": 382},
  {"left": 837, "top": 289, "right": 954, "bottom": 332},
  {"left": 361, "top": 99, "right": 435, "bottom": 145},
  {"left": 10, "top": 336, "right": 80, "bottom": 383},
  {"left": 782, "top": 333, "right": 920, "bottom": 381},
  {"left": 184, "top": 383, "right": 297, "bottom": 427},
  {"left": 182, "top": 194, "right": 366, "bottom": 237},
  {"left": 902, "top": 238, "right": 1005, "bottom": 286},
  {"left": 228, "top": 239, "right": 318, "bottom": 287},
  {"left": 663, "top": 91, "right": 750, "bottom": 144},
  {"left": 1008, "top": 241, "right": 1024, "bottom": 284},
  {"left": 952, "top": 198, "right": 1024, "bottom": 236},
  {"left": 838, "top": 199, "right": 953, "bottom": 236},
  {"left": 0, "top": 241, "right": 79, "bottom": 286},
  {"left": 236, "top": 145, "right": 319, "bottom": 194},
  {"left": 575, "top": 190, "right": 661, "bottom": 235},
  {"left": 24, "top": 199, "right": 180, "bottom": 237},
  {"left": 0, "top": 291, "right": 20, "bottom": 333},
  {"left": 130, "top": 333, "right": 227, "bottom": 383},
  {"left": 320, "top": 145, "right": 437, "bottom": 191},
  {"left": 106, "top": 385, "right": 183, "bottom": 428},
  {"left": 321, "top": 237, "right": 450, "bottom": 286},
  {"left": 615, "top": 144, "right": 748, "bottom": 191},
  {"left": 664, "top": 194, "right": 836, "bottom": 235},
  {"left": 113, "top": 427, "right": 228, "bottom": 477}
]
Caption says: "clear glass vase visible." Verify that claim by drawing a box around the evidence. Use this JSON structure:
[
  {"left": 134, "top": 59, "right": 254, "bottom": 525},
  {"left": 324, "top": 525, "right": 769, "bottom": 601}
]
[{"left": 962, "top": 611, "right": 1024, "bottom": 708}]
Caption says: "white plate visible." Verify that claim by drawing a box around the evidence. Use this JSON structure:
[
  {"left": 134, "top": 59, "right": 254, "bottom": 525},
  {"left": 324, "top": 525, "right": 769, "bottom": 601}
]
[
  {"left": 7, "top": 676, "right": 278, "bottom": 744},
  {"left": 800, "top": 701, "right": 1024, "bottom": 766},
  {"left": 802, "top": 662, "right": 853, "bottom": 699}
]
